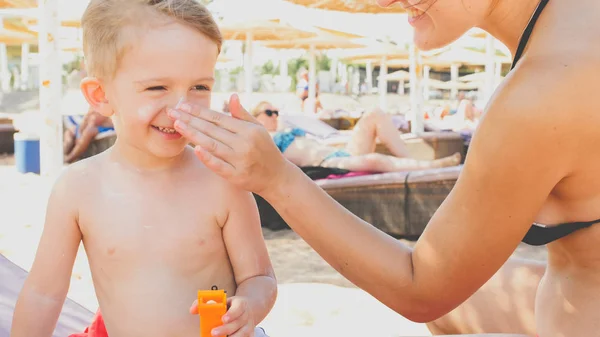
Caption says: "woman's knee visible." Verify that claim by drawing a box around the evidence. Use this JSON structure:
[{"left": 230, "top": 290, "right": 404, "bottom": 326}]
[
  {"left": 361, "top": 109, "right": 387, "bottom": 123},
  {"left": 80, "top": 126, "right": 99, "bottom": 140},
  {"left": 355, "top": 109, "right": 388, "bottom": 134},
  {"left": 362, "top": 153, "right": 387, "bottom": 170}
]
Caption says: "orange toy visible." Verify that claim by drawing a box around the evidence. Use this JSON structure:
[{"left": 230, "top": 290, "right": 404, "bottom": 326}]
[{"left": 197, "top": 286, "right": 227, "bottom": 337}]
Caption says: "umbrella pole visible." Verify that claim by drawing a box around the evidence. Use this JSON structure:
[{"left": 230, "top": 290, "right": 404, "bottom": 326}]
[
  {"left": 244, "top": 32, "right": 253, "bottom": 96},
  {"left": 21, "top": 43, "right": 29, "bottom": 90},
  {"left": 330, "top": 57, "right": 338, "bottom": 88},
  {"left": 365, "top": 61, "right": 373, "bottom": 93},
  {"left": 307, "top": 44, "right": 317, "bottom": 114},
  {"left": 484, "top": 33, "right": 495, "bottom": 102},
  {"left": 423, "top": 65, "right": 430, "bottom": 101},
  {"left": 279, "top": 51, "right": 288, "bottom": 92},
  {"left": 39, "top": 0, "right": 63, "bottom": 176},
  {"left": 341, "top": 63, "right": 348, "bottom": 95},
  {"left": 450, "top": 63, "right": 459, "bottom": 99},
  {"left": 378, "top": 56, "right": 387, "bottom": 110},
  {"left": 495, "top": 61, "right": 503, "bottom": 84},
  {"left": 409, "top": 43, "right": 424, "bottom": 133},
  {"left": 0, "top": 43, "right": 10, "bottom": 92}
]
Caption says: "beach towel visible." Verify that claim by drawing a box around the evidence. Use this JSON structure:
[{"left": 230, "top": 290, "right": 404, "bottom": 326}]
[{"left": 0, "top": 254, "right": 94, "bottom": 337}]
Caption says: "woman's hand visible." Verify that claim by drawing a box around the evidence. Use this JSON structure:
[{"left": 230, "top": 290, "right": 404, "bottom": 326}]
[{"left": 167, "top": 94, "right": 292, "bottom": 195}]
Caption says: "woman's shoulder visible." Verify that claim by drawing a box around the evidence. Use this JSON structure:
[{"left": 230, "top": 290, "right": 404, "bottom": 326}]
[
  {"left": 491, "top": 55, "right": 597, "bottom": 123},
  {"left": 467, "top": 55, "right": 597, "bottom": 174}
]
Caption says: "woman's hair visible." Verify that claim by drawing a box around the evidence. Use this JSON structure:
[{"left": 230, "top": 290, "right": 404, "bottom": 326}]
[{"left": 251, "top": 101, "right": 272, "bottom": 117}]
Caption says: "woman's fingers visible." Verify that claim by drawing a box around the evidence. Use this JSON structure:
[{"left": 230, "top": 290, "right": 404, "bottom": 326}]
[
  {"left": 172, "top": 101, "right": 250, "bottom": 134},
  {"left": 169, "top": 108, "right": 236, "bottom": 148},
  {"left": 228, "top": 93, "right": 259, "bottom": 123},
  {"left": 174, "top": 121, "right": 234, "bottom": 160}
]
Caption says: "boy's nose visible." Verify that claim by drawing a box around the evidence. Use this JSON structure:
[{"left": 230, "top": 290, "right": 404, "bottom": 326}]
[{"left": 173, "top": 96, "right": 186, "bottom": 109}]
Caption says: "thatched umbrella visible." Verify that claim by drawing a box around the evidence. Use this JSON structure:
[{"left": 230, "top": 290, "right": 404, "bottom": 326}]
[
  {"left": 341, "top": 42, "right": 409, "bottom": 107},
  {"left": 219, "top": 19, "right": 317, "bottom": 94},
  {"left": 283, "top": 0, "right": 404, "bottom": 13},
  {"left": 382, "top": 70, "right": 410, "bottom": 81},
  {"left": 263, "top": 34, "right": 365, "bottom": 113},
  {"left": 0, "top": 27, "right": 35, "bottom": 44},
  {"left": 0, "top": 0, "right": 36, "bottom": 8},
  {"left": 422, "top": 46, "right": 511, "bottom": 68},
  {"left": 422, "top": 45, "right": 510, "bottom": 98}
]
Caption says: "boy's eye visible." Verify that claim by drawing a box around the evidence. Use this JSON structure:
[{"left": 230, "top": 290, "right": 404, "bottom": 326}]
[
  {"left": 147, "top": 86, "right": 166, "bottom": 91},
  {"left": 193, "top": 85, "right": 210, "bottom": 91}
]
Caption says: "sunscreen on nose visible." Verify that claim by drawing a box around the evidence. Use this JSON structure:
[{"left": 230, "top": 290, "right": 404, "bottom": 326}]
[{"left": 175, "top": 97, "right": 185, "bottom": 109}]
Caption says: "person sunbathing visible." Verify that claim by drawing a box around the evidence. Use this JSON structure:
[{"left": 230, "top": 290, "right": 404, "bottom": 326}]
[
  {"left": 427, "top": 98, "right": 481, "bottom": 133},
  {"left": 251, "top": 101, "right": 461, "bottom": 172},
  {"left": 63, "top": 107, "right": 115, "bottom": 164}
]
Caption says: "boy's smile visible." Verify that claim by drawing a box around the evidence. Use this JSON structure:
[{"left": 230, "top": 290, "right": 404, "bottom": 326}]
[{"left": 151, "top": 125, "right": 182, "bottom": 140}]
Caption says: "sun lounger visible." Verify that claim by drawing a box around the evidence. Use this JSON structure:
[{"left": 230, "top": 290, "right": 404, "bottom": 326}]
[
  {"left": 280, "top": 114, "right": 465, "bottom": 161},
  {"left": 0, "top": 120, "right": 16, "bottom": 154},
  {"left": 256, "top": 166, "right": 462, "bottom": 238},
  {"left": 0, "top": 253, "right": 94, "bottom": 337},
  {"left": 64, "top": 115, "right": 117, "bottom": 160},
  {"left": 398, "top": 132, "right": 466, "bottom": 161}
]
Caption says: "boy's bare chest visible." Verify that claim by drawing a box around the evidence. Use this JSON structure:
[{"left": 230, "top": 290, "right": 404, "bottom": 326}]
[{"left": 78, "top": 181, "right": 228, "bottom": 268}]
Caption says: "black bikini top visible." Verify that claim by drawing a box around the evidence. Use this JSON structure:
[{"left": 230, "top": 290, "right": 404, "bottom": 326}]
[
  {"left": 510, "top": 0, "right": 549, "bottom": 70},
  {"left": 515, "top": 0, "right": 600, "bottom": 245}
]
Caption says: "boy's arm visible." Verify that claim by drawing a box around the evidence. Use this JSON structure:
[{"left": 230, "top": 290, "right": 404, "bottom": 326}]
[
  {"left": 11, "top": 172, "right": 82, "bottom": 337},
  {"left": 221, "top": 189, "right": 277, "bottom": 326}
]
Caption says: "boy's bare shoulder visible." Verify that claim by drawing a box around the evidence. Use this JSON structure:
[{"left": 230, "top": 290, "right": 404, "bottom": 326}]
[{"left": 56, "top": 152, "right": 107, "bottom": 197}]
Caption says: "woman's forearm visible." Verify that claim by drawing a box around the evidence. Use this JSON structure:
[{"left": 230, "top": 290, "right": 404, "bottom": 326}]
[{"left": 263, "top": 163, "right": 429, "bottom": 319}]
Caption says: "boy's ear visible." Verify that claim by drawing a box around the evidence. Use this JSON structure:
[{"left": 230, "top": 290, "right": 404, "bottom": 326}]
[{"left": 80, "top": 77, "right": 114, "bottom": 117}]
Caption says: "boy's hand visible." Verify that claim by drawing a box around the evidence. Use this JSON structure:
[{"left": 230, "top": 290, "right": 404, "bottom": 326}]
[
  {"left": 190, "top": 296, "right": 255, "bottom": 337},
  {"left": 216, "top": 296, "right": 255, "bottom": 337}
]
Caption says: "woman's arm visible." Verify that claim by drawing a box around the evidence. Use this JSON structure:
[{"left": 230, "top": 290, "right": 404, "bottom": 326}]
[
  {"left": 169, "top": 64, "right": 576, "bottom": 321},
  {"left": 261, "top": 67, "right": 573, "bottom": 321}
]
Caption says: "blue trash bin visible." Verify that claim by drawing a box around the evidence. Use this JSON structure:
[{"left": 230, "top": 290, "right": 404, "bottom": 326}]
[{"left": 14, "top": 132, "right": 40, "bottom": 174}]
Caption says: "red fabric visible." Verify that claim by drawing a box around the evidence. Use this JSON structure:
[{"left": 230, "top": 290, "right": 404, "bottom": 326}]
[{"left": 69, "top": 310, "right": 108, "bottom": 337}]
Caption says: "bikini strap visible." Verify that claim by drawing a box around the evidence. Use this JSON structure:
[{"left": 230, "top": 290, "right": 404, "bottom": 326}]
[{"left": 511, "top": 0, "right": 550, "bottom": 70}]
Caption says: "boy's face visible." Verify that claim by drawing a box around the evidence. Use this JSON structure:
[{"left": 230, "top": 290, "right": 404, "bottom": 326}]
[{"left": 91, "top": 21, "right": 218, "bottom": 159}]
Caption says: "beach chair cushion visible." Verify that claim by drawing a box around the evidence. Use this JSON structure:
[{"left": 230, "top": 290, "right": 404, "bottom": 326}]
[
  {"left": 64, "top": 116, "right": 117, "bottom": 161},
  {"left": 256, "top": 166, "right": 462, "bottom": 237},
  {"left": 0, "top": 254, "right": 94, "bottom": 337}
]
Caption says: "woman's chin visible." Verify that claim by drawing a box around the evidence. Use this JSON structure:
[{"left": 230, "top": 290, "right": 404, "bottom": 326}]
[{"left": 414, "top": 28, "right": 466, "bottom": 51}]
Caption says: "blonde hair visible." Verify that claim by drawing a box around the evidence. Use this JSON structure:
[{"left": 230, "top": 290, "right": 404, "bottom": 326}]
[
  {"left": 251, "top": 101, "right": 273, "bottom": 117},
  {"left": 82, "top": 0, "right": 222, "bottom": 79}
]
